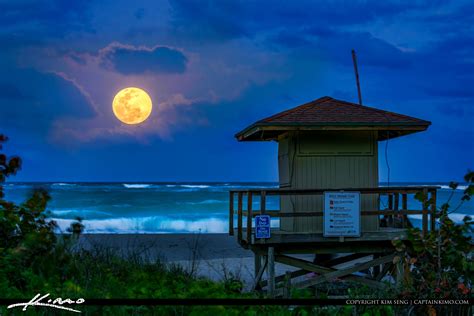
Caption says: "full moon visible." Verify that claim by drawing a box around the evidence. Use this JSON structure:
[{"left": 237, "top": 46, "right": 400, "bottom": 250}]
[{"left": 112, "top": 87, "right": 152, "bottom": 125}]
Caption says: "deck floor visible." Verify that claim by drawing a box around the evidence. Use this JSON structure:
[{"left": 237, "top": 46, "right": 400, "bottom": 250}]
[{"left": 237, "top": 227, "right": 407, "bottom": 252}]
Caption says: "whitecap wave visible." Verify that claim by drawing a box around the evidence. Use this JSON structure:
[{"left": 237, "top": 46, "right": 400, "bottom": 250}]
[
  {"left": 51, "top": 216, "right": 229, "bottom": 234},
  {"left": 180, "top": 185, "right": 210, "bottom": 189},
  {"left": 49, "top": 209, "right": 113, "bottom": 217},
  {"left": 437, "top": 184, "right": 468, "bottom": 190},
  {"left": 408, "top": 212, "right": 472, "bottom": 224},
  {"left": 52, "top": 183, "right": 76, "bottom": 187},
  {"left": 123, "top": 184, "right": 152, "bottom": 189},
  {"left": 184, "top": 199, "right": 225, "bottom": 205}
]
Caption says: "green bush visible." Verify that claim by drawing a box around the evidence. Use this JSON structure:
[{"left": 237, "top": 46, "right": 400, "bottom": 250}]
[{"left": 391, "top": 172, "right": 473, "bottom": 315}]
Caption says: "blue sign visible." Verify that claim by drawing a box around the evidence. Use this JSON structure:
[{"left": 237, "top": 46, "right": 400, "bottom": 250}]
[{"left": 255, "top": 215, "right": 271, "bottom": 239}]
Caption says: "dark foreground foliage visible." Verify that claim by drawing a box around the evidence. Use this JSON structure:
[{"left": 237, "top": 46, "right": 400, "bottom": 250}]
[{"left": 391, "top": 173, "right": 473, "bottom": 315}]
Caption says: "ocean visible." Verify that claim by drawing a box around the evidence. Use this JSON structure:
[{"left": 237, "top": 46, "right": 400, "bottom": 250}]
[{"left": 3, "top": 182, "right": 473, "bottom": 234}]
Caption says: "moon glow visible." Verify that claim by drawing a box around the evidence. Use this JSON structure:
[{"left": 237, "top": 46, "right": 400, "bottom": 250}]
[{"left": 112, "top": 87, "right": 152, "bottom": 125}]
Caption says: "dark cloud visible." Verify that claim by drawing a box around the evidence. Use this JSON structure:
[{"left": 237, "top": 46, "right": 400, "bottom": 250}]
[
  {"left": 436, "top": 103, "right": 473, "bottom": 118},
  {"left": 325, "top": 32, "right": 412, "bottom": 68},
  {"left": 268, "top": 29, "right": 411, "bottom": 70},
  {"left": 100, "top": 44, "right": 188, "bottom": 75},
  {"left": 169, "top": 0, "right": 439, "bottom": 41},
  {"left": 0, "top": 0, "right": 93, "bottom": 42},
  {"left": 269, "top": 31, "right": 312, "bottom": 49},
  {"left": 425, "top": 87, "right": 474, "bottom": 99},
  {"left": 0, "top": 83, "right": 31, "bottom": 100},
  {"left": 169, "top": 0, "right": 248, "bottom": 40},
  {"left": 125, "top": 26, "right": 160, "bottom": 40},
  {"left": 404, "top": 35, "right": 474, "bottom": 103},
  {"left": 135, "top": 8, "right": 146, "bottom": 20},
  {"left": 0, "top": 68, "right": 95, "bottom": 132},
  {"left": 421, "top": 2, "right": 474, "bottom": 34}
]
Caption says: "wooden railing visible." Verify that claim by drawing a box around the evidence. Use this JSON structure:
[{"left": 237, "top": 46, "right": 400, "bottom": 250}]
[{"left": 228, "top": 186, "right": 438, "bottom": 245}]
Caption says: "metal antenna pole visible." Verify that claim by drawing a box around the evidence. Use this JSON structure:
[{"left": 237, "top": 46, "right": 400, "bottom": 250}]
[{"left": 352, "top": 49, "right": 362, "bottom": 105}]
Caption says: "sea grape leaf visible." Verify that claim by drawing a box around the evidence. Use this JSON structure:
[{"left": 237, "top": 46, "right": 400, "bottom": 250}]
[{"left": 464, "top": 170, "right": 474, "bottom": 182}]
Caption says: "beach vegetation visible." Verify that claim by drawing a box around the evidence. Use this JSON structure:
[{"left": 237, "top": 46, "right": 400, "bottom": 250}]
[{"left": 391, "top": 172, "right": 473, "bottom": 315}]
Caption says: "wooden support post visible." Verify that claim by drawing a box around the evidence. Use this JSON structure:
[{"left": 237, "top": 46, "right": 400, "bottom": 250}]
[
  {"left": 260, "top": 191, "right": 266, "bottom": 215},
  {"left": 254, "top": 252, "right": 261, "bottom": 279},
  {"left": 253, "top": 255, "right": 267, "bottom": 291},
  {"left": 422, "top": 188, "right": 428, "bottom": 236},
  {"left": 267, "top": 247, "right": 275, "bottom": 298},
  {"left": 388, "top": 194, "right": 394, "bottom": 226},
  {"left": 247, "top": 192, "right": 253, "bottom": 243},
  {"left": 237, "top": 192, "right": 243, "bottom": 242},
  {"left": 388, "top": 194, "right": 393, "bottom": 210},
  {"left": 229, "top": 192, "right": 234, "bottom": 235},
  {"left": 395, "top": 257, "right": 404, "bottom": 287},
  {"left": 402, "top": 193, "right": 408, "bottom": 228},
  {"left": 393, "top": 194, "right": 400, "bottom": 227},
  {"left": 372, "top": 254, "right": 380, "bottom": 278},
  {"left": 430, "top": 190, "right": 437, "bottom": 232},
  {"left": 283, "top": 271, "right": 291, "bottom": 299},
  {"left": 422, "top": 210, "right": 428, "bottom": 236}
]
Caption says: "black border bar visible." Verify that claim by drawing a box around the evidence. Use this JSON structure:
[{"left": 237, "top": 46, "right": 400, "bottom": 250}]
[{"left": 1, "top": 298, "right": 473, "bottom": 306}]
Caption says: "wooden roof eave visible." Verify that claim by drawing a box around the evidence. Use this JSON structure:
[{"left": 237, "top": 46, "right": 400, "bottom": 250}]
[{"left": 235, "top": 123, "right": 430, "bottom": 142}]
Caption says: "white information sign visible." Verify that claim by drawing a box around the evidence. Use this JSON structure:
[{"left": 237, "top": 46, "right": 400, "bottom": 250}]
[{"left": 323, "top": 192, "right": 361, "bottom": 237}]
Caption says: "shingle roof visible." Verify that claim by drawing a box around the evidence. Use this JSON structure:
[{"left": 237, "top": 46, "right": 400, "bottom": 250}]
[{"left": 236, "top": 96, "right": 431, "bottom": 141}]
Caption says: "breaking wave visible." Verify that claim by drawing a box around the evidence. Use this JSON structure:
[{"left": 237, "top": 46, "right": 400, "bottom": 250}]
[
  {"left": 123, "top": 184, "right": 152, "bottom": 189},
  {"left": 52, "top": 217, "right": 229, "bottom": 234},
  {"left": 408, "top": 212, "right": 472, "bottom": 224},
  {"left": 183, "top": 199, "right": 225, "bottom": 205},
  {"left": 180, "top": 185, "right": 210, "bottom": 189},
  {"left": 438, "top": 185, "right": 468, "bottom": 191},
  {"left": 49, "top": 209, "right": 113, "bottom": 218}
]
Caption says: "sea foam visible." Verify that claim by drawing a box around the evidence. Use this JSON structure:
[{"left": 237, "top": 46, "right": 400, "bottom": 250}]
[
  {"left": 49, "top": 209, "right": 113, "bottom": 218},
  {"left": 408, "top": 212, "right": 471, "bottom": 224},
  {"left": 123, "top": 184, "right": 152, "bottom": 189},
  {"left": 180, "top": 185, "right": 210, "bottom": 189},
  {"left": 52, "top": 217, "right": 228, "bottom": 234},
  {"left": 437, "top": 184, "right": 468, "bottom": 191}
]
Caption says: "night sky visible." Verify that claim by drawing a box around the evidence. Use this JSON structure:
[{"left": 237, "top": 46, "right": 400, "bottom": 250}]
[{"left": 1, "top": 1, "right": 472, "bottom": 182}]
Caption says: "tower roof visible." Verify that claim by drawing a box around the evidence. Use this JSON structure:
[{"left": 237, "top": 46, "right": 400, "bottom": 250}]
[{"left": 235, "top": 96, "right": 430, "bottom": 141}]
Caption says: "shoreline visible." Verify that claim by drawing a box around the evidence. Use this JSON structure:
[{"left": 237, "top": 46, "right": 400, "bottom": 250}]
[
  {"left": 73, "top": 233, "right": 312, "bottom": 288},
  {"left": 76, "top": 233, "right": 251, "bottom": 261}
]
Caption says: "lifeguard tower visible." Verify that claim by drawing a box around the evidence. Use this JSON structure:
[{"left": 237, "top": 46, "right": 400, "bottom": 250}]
[{"left": 229, "top": 96, "right": 438, "bottom": 296}]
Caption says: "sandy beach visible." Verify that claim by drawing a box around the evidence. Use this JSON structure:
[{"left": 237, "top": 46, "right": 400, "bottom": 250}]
[
  {"left": 76, "top": 233, "right": 312, "bottom": 289},
  {"left": 78, "top": 233, "right": 250, "bottom": 261}
]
